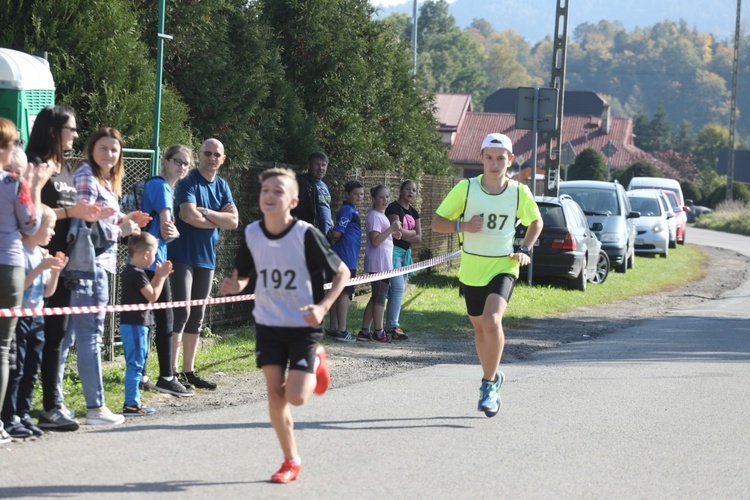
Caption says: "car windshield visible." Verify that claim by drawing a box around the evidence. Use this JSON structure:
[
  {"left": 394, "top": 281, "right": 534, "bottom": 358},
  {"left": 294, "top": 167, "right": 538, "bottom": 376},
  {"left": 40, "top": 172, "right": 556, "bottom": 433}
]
[
  {"left": 538, "top": 204, "right": 565, "bottom": 227},
  {"left": 561, "top": 188, "right": 619, "bottom": 216},
  {"left": 629, "top": 197, "right": 661, "bottom": 216}
]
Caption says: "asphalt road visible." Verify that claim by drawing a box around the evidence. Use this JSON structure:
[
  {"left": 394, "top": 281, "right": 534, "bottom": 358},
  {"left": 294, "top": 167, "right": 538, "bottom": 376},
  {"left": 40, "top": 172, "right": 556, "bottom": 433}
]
[{"left": 2, "top": 227, "right": 749, "bottom": 499}]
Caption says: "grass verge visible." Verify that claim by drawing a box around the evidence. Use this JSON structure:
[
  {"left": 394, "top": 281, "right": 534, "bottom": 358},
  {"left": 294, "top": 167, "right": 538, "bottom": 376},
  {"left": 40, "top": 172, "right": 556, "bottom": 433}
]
[{"left": 46, "top": 244, "right": 705, "bottom": 416}]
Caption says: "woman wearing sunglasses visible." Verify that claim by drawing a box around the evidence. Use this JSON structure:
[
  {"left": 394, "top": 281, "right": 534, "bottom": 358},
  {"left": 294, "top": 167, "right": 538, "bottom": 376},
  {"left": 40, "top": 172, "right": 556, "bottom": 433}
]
[{"left": 138, "top": 144, "right": 194, "bottom": 397}]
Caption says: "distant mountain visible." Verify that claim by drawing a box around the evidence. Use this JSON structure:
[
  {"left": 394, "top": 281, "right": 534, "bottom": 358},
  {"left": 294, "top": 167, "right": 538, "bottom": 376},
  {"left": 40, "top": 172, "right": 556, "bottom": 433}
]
[{"left": 373, "top": 0, "right": 740, "bottom": 43}]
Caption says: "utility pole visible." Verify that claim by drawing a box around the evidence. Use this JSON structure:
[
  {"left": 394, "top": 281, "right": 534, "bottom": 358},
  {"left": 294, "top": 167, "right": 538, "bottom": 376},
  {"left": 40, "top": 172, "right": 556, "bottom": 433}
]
[
  {"left": 152, "top": 0, "right": 172, "bottom": 176},
  {"left": 543, "top": 0, "right": 570, "bottom": 197},
  {"left": 411, "top": 0, "right": 418, "bottom": 76},
  {"left": 726, "top": 0, "right": 741, "bottom": 201}
]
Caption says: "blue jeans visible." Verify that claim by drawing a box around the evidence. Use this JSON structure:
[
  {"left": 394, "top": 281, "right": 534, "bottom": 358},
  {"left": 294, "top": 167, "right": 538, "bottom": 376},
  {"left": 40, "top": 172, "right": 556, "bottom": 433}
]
[
  {"left": 120, "top": 324, "right": 150, "bottom": 406},
  {"left": 67, "top": 265, "right": 108, "bottom": 410},
  {"left": 385, "top": 248, "right": 409, "bottom": 331},
  {"left": 1, "top": 316, "right": 44, "bottom": 422},
  {"left": 56, "top": 323, "right": 76, "bottom": 406}
]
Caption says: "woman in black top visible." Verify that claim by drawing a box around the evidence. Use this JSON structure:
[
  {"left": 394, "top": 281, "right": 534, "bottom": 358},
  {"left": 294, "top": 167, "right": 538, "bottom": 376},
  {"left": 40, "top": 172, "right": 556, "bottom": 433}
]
[
  {"left": 26, "top": 106, "right": 114, "bottom": 431},
  {"left": 384, "top": 180, "right": 422, "bottom": 340}
]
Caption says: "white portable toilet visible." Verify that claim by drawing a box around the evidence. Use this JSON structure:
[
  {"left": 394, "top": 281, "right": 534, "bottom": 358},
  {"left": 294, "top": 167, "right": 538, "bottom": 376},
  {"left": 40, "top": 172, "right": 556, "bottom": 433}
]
[{"left": 0, "top": 48, "right": 56, "bottom": 146}]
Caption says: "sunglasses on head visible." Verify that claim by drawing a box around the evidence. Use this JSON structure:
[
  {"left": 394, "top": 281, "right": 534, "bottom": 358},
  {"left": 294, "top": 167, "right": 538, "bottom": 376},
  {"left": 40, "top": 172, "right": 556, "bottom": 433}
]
[{"left": 202, "top": 151, "right": 222, "bottom": 159}]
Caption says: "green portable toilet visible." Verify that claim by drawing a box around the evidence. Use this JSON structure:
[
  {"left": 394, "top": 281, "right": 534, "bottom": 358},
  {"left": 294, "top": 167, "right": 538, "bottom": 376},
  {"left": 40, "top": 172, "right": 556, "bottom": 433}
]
[{"left": 0, "top": 48, "right": 55, "bottom": 147}]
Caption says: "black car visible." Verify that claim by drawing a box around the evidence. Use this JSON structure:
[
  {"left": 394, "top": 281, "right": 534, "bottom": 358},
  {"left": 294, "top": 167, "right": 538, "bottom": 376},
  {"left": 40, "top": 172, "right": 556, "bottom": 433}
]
[{"left": 517, "top": 195, "right": 609, "bottom": 291}]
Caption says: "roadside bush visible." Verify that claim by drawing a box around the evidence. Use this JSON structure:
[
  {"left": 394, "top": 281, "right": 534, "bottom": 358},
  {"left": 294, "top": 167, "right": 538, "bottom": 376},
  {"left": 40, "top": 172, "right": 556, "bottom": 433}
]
[
  {"left": 681, "top": 179, "right": 702, "bottom": 204},
  {"left": 694, "top": 200, "right": 750, "bottom": 236},
  {"left": 705, "top": 182, "right": 750, "bottom": 208}
]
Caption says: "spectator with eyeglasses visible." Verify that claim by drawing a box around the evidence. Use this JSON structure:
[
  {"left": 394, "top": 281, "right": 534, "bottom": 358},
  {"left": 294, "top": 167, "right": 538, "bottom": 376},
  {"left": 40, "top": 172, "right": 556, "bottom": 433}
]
[
  {"left": 137, "top": 144, "right": 194, "bottom": 397},
  {"left": 25, "top": 106, "right": 113, "bottom": 432},
  {"left": 168, "top": 138, "right": 238, "bottom": 390}
]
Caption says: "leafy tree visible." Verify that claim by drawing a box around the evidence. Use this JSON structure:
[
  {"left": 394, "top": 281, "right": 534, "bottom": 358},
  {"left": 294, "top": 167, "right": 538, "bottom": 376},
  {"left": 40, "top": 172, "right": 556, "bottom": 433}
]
[
  {"left": 412, "top": 1, "right": 488, "bottom": 104},
  {"left": 0, "top": 0, "right": 192, "bottom": 150},
  {"left": 260, "top": 0, "right": 450, "bottom": 174},
  {"left": 619, "top": 160, "right": 663, "bottom": 187},
  {"left": 567, "top": 148, "right": 607, "bottom": 181},
  {"left": 136, "top": 0, "right": 308, "bottom": 164},
  {"left": 694, "top": 124, "right": 729, "bottom": 173}
]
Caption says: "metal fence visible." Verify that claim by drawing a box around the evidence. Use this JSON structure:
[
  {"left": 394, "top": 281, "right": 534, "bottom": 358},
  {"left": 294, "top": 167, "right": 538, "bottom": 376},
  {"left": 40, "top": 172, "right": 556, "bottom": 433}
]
[{"left": 67, "top": 153, "right": 462, "bottom": 359}]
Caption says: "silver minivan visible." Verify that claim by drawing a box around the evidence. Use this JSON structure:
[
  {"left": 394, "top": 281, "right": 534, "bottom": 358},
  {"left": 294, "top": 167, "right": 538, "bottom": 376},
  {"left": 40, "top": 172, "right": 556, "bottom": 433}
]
[{"left": 559, "top": 180, "right": 640, "bottom": 273}]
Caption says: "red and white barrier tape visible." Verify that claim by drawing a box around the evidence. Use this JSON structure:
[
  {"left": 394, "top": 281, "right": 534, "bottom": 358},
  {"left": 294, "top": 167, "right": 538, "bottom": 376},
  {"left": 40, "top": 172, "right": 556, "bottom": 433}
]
[{"left": 0, "top": 250, "right": 460, "bottom": 318}]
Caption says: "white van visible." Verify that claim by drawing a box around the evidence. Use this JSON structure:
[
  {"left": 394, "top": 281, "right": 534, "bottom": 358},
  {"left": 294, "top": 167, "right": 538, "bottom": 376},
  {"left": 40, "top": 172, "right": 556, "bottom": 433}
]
[{"left": 627, "top": 177, "right": 685, "bottom": 207}]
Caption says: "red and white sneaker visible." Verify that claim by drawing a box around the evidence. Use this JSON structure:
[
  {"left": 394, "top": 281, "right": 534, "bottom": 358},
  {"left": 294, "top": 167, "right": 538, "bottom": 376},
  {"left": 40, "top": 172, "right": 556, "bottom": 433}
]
[
  {"left": 314, "top": 345, "right": 330, "bottom": 395},
  {"left": 270, "top": 460, "right": 302, "bottom": 483}
]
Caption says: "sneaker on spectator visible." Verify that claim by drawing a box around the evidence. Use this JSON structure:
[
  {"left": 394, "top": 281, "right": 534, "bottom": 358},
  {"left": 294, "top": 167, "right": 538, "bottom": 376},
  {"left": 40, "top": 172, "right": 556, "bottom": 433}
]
[
  {"left": 38, "top": 407, "right": 80, "bottom": 431},
  {"left": 0, "top": 424, "right": 10, "bottom": 444},
  {"left": 155, "top": 376, "right": 195, "bottom": 397},
  {"left": 85, "top": 406, "right": 125, "bottom": 426},
  {"left": 4, "top": 417, "right": 33, "bottom": 439},
  {"left": 325, "top": 328, "right": 338, "bottom": 338},
  {"left": 387, "top": 327, "right": 409, "bottom": 341},
  {"left": 139, "top": 377, "right": 158, "bottom": 392},
  {"left": 123, "top": 403, "right": 156, "bottom": 417},
  {"left": 20, "top": 415, "right": 44, "bottom": 437},
  {"left": 176, "top": 372, "right": 195, "bottom": 390},
  {"left": 370, "top": 329, "right": 391, "bottom": 343},
  {"left": 59, "top": 403, "right": 75, "bottom": 419},
  {"left": 356, "top": 330, "right": 371, "bottom": 342},
  {"left": 270, "top": 460, "right": 302, "bottom": 483},
  {"left": 333, "top": 330, "right": 356, "bottom": 342},
  {"left": 180, "top": 371, "right": 217, "bottom": 390},
  {"left": 314, "top": 345, "right": 330, "bottom": 396}
]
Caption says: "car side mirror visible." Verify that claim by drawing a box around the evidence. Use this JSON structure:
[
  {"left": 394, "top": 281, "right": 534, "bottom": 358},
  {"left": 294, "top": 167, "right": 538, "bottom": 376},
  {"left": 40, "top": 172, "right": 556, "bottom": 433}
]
[
  {"left": 591, "top": 222, "right": 603, "bottom": 231},
  {"left": 627, "top": 211, "right": 640, "bottom": 219},
  {"left": 666, "top": 211, "right": 675, "bottom": 219},
  {"left": 683, "top": 205, "right": 691, "bottom": 212}
]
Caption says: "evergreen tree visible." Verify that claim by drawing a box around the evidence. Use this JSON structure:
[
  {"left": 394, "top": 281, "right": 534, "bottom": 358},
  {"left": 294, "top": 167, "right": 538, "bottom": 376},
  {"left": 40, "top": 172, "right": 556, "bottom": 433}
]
[
  {"left": 567, "top": 148, "right": 607, "bottom": 181},
  {"left": 619, "top": 160, "right": 663, "bottom": 188},
  {"left": 0, "top": 0, "right": 191, "bottom": 150},
  {"left": 674, "top": 120, "right": 695, "bottom": 153}
]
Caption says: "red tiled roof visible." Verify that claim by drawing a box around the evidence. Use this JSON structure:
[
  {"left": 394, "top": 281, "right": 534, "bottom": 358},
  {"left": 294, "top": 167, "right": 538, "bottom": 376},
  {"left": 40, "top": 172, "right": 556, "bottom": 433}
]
[
  {"left": 434, "top": 93, "right": 472, "bottom": 132},
  {"left": 448, "top": 111, "right": 660, "bottom": 171}
]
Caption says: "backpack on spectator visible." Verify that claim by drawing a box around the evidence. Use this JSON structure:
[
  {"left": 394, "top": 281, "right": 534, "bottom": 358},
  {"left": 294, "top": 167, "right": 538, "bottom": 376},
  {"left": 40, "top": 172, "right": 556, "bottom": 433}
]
[{"left": 121, "top": 176, "right": 160, "bottom": 232}]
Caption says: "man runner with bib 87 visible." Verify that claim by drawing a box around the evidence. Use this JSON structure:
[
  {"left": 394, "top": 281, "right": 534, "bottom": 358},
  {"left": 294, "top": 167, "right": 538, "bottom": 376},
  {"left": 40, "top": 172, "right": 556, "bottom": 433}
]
[{"left": 431, "top": 133, "right": 542, "bottom": 417}]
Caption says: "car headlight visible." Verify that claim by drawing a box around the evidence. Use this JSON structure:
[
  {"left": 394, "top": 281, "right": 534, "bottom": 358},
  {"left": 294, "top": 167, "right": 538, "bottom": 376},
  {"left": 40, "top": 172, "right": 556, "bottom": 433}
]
[
  {"left": 652, "top": 223, "right": 664, "bottom": 233},
  {"left": 600, "top": 232, "right": 619, "bottom": 242}
]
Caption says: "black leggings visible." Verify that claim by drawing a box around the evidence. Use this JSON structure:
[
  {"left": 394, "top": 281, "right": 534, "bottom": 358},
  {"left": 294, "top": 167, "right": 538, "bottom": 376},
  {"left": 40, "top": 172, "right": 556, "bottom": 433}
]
[
  {"left": 41, "top": 284, "right": 70, "bottom": 411},
  {"left": 143, "top": 270, "right": 174, "bottom": 380}
]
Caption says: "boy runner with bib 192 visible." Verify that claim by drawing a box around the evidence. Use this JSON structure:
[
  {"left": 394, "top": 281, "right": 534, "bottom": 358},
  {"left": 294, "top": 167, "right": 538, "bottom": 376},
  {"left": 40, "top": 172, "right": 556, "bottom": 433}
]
[{"left": 220, "top": 167, "right": 349, "bottom": 483}]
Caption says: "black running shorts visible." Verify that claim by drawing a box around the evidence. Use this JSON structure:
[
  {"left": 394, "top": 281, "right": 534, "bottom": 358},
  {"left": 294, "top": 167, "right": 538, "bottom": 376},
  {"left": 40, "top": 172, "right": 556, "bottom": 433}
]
[
  {"left": 462, "top": 273, "right": 516, "bottom": 317},
  {"left": 255, "top": 324, "right": 324, "bottom": 374}
]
